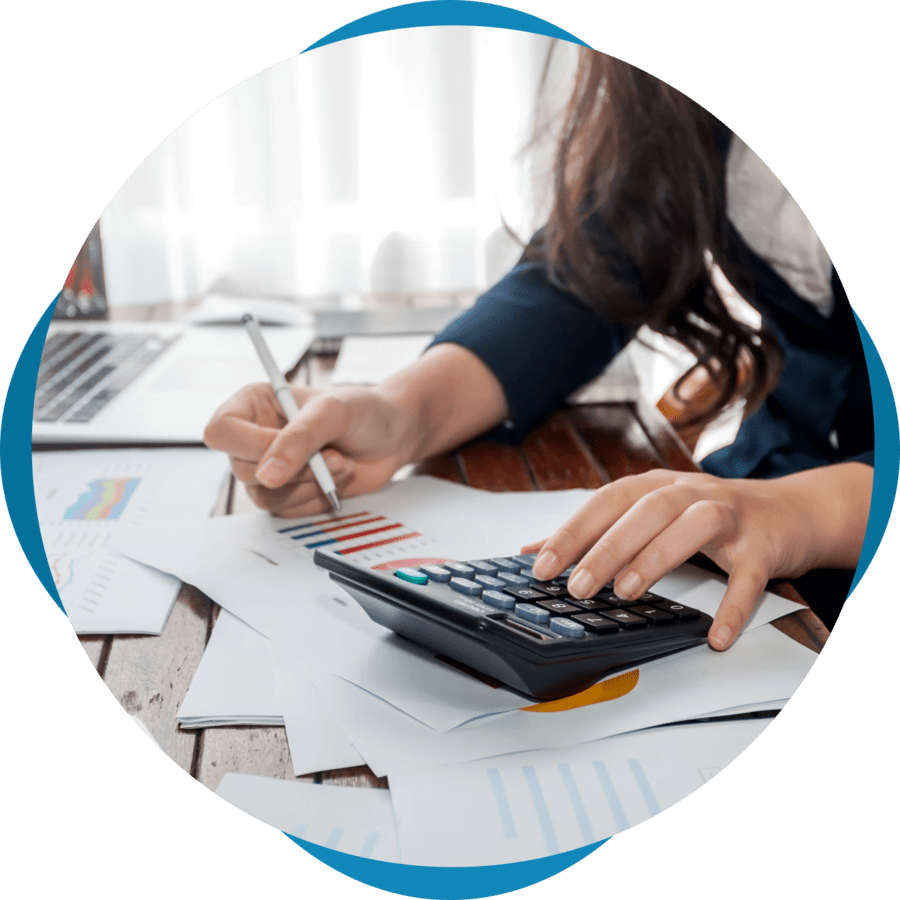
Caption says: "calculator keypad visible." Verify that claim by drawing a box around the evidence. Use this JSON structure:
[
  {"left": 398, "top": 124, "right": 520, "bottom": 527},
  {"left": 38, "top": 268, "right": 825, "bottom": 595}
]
[{"left": 392, "top": 556, "right": 703, "bottom": 643}]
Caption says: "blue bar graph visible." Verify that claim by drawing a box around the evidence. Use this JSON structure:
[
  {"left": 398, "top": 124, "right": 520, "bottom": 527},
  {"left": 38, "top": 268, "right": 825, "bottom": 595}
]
[
  {"left": 557, "top": 763, "right": 596, "bottom": 844},
  {"left": 593, "top": 761, "right": 629, "bottom": 832},
  {"left": 486, "top": 768, "right": 517, "bottom": 840},
  {"left": 628, "top": 759, "right": 661, "bottom": 815},
  {"left": 523, "top": 766, "right": 559, "bottom": 855}
]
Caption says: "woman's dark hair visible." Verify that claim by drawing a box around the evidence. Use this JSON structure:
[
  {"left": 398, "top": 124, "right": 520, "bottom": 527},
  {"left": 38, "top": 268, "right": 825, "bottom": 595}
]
[{"left": 527, "top": 48, "right": 781, "bottom": 425}]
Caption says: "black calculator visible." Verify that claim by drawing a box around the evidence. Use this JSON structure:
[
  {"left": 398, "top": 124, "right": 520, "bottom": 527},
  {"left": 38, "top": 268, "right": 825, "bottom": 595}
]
[{"left": 314, "top": 550, "right": 713, "bottom": 700}]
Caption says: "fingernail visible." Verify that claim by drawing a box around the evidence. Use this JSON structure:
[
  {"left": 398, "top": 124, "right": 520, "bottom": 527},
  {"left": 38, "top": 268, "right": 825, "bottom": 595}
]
[
  {"left": 711, "top": 625, "right": 732, "bottom": 650},
  {"left": 257, "top": 458, "right": 289, "bottom": 488},
  {"left": 616, "top": 572, "right": 641, "bottom": 598},
  {"left": 568, "top": 569, "right": 597, "bottom": 598},
  {"left": 533, "top": 550, "right": 558, "bottom": 579}
]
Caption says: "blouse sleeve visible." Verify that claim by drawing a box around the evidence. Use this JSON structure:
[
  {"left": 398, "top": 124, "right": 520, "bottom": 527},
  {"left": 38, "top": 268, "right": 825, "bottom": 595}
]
[{"left": 429, "top": 256, "right": 631, "bottom": 443}]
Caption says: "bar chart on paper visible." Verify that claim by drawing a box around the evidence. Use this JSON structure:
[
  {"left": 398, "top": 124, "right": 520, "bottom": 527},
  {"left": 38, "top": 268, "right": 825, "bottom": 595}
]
[
  {"left": 275, "top": 509, "right": 443, "bottom": 566},
  {"left": 33, "top": 449, "right": 228, "bottom": 633},
  {"left": 391, "top": 751, "right": 703, "bottom": 866}
]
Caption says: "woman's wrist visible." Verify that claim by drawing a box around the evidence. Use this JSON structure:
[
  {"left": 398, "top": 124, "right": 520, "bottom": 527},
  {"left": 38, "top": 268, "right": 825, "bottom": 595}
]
[{"left": 773, "top": 462, "right": 873, "bottom": 574}]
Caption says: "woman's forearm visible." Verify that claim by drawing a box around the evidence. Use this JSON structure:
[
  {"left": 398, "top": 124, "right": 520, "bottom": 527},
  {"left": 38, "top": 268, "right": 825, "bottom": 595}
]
[{"left": 375, "top": 343, "right": 510, "bottom": 466}]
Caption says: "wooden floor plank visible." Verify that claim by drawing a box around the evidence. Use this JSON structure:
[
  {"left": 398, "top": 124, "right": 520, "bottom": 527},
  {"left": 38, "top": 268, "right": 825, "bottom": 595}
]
[
  {"left": 318, "top": 766, "right": 389, "bottom": 789},
  {"left": 194, "top": 726, "right": 306, "bottom": 791},
  {"left": 102, "top": 585, "right": 211, "bottom": 773},
  {"left": 78, "top": 636, "right": 108, "bottom": 672},
  {"left": 521, "top": 412, "right": 605, "bottom": 490}
]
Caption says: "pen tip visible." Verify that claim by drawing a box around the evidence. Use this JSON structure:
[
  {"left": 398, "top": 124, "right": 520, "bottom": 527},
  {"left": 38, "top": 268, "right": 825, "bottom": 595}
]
[{"left": 327, "top": 491, "right": 342, "bottom": 514}]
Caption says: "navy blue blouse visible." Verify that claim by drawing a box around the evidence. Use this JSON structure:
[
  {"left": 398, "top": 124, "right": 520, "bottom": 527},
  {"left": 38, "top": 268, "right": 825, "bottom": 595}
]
[{"left": 431, "top": 226, "right": 874, "bottom": 480}]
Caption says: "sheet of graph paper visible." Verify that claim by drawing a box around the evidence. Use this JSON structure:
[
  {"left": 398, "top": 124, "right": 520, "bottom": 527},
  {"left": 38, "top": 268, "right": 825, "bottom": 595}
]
[
  {"left": 389, "top": 717, "right": 771, "bottom": 867},
  {"left": 216, "top": 774, "right": 399, "bottom": 863},
  {"left": 32, "top": 448, "right": 228, "bottom": 633}
]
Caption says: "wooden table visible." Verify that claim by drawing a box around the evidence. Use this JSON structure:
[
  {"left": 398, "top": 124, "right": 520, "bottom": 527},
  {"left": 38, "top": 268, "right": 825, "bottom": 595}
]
[{"left": 75, "top": 346, "right": 828, "bottom": 794}]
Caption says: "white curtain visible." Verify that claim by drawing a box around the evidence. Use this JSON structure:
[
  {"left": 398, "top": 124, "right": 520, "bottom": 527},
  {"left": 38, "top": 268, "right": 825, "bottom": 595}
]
[{"left": 100, "top": 28, "right": 576, "bottom": 307}]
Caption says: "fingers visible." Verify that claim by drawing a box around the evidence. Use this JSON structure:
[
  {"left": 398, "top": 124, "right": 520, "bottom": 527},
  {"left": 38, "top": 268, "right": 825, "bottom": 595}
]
[
  {"left": 708, "top": 562, "right": 768, "bottom": 651},
  {"left": 610, "top": 500, "right": 736, "bottom": 600},
  {"left": 255, "top": 392, "right": 356, "bottom": 489},
  {"left": 243, "top": 451, "right": 357, "bottom": 517},
  {"left": 531, "top": 473, "right": 671, "bottom": 580},
  {"left": 204, "top": 382, "right": 291, "bottom": 456}
]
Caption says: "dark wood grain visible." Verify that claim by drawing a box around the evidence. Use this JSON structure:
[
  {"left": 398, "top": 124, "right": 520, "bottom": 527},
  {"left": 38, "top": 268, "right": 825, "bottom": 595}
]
[
  {"left": 457, "top": 442, "right": 533, "bottom": 492},
  {"left": 521, "top": 412, "right": 606, "bottom": 490},
  {"left": 568, "top": 404, "right": 668, "bottom": 478}
]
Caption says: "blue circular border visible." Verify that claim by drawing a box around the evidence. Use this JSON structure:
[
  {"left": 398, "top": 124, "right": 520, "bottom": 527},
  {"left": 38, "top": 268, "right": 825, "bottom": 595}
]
[{"left": 2, "top": 3, "right": 898, "bottom": 898}]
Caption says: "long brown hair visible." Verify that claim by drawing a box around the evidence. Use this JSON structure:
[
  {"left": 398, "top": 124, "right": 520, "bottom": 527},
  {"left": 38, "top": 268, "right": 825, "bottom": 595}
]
[{"left": 527, "top": 48, "right": 780, "bottom": 425}]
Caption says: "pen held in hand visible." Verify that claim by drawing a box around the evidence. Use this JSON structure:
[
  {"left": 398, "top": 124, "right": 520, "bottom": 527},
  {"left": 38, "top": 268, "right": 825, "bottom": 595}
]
[{"left": 242, "top": 313, "right": 342, "bottom": 513}]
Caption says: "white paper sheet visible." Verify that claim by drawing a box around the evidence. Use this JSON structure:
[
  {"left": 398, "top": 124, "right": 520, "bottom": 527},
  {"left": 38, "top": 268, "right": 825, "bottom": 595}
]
[
  {"left": 309, "top": 624, "right": 814, "bottom": 777},
  {"left": 215, "top": 775, "right": 399, "bottom": 862},
  {"left": 389, "top": 717, "right": 772, "bottom": 867},
  {"left": 330, "top": 334, "right": 434, "bottom": 384},
  {"left": 271, "top": 647, "right": 365, "bottom": 775},
  {"left": 33, "top": 448, "right": 228, "bottom": 634},
  {"left": 178, "top": 610, "right": 283, "bottom": 728}
]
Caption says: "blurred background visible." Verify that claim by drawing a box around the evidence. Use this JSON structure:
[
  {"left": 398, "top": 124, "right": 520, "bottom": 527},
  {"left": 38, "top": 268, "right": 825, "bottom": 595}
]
[{"left": 98, "top": 27, "right": 570, "bottom": 309}]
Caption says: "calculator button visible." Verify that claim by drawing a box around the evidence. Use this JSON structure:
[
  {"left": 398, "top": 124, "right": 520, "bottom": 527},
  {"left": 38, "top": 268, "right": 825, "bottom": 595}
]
[
  {"left": 598, "top": 610, "right": 648, "bottom": 629},
  {"left": 536, "top": 599, "right": 581, "bottom": 615},
  {"left": 567, "top": 597, "right": 610, "bottom": 611},
  {"left": 420, "top": 565, "right": 451, "bottom": 583},
  {"left": 474, "top": 574, "right": 506, "bottom": 590},
  {"left": 652, "top": 600, "right": 700, "bottom": 620},
  {"left": 482, "top": 590, "right": 516, "bottom": 610},
  {"left": 529, "top": 581, "right": 570, "bottom": 598},
  {"left": 496, "top": 572, "right": 530, "bottom": 586},
  {"left": 514, "top": 603, "right": 551, "bottom": 625},
  {"left": 573, "top": 613, "right": 619, "bottom": 634},
  {"left": 394, "top": 567, "right": 428, "bottom": 585},
  {"left": 444, "top": 562, "right": 475, "bottom": 577},
  {"left": 503, "top": 585, "right": 546, "bottom": 602},
  {"left": 467, "top": 560, "right": 500, "bottom": 577},
  {"left": 600, "top": 592, "right": 641, "bottom": 608},
  {"left": 549, "top": 617, "right": 585, "bottom": 639},
  {"left": 489, "top": 558, "right": 522, "bottom": 573},
  {"left": 511, "top": 554, "right": 537, "bottom": 568},
  {"left": 449, "top": 577, "right": 483, "bottom": 596},
  {"left": 631, "top": 605, "right": 676, "bottom": 624}
]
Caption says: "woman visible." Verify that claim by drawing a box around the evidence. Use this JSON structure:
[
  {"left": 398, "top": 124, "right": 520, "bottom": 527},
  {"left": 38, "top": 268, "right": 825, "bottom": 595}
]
[{"left": 204, "top": 50, "right": 873, "bottom": 645}]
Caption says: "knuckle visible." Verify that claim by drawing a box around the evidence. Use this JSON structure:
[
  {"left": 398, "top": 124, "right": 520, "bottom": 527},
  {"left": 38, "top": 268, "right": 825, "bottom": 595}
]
[{"left": 693, "top": 499, "right": 732, "bottom": 532}]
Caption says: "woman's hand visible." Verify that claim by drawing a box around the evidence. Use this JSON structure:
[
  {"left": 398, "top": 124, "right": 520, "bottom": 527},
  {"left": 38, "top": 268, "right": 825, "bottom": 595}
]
[
  {"left": 528, "top": 464, "right": 872, "bottom": 651},
  {"left": 203, "top": 343, "right": 510, "bottom": 518},
  {"left": 203, "top": 383, "right": 413, "bottom": 518}
]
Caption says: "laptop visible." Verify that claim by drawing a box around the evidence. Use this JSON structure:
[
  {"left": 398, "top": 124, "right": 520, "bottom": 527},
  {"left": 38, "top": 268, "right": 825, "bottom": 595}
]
[{"left": 32, "top": 320, "right": 315, "bottom": 445}]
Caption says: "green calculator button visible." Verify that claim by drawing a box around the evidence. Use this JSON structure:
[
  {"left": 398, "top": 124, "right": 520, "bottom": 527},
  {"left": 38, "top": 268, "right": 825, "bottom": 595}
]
[{"left": 395, "top": 567, "right": 428, "bottom": 585}]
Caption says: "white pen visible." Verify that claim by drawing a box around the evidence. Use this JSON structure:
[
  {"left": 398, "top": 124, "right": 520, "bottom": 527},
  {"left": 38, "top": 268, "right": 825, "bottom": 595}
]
[{"left": 242, "top": 314, "right": 341, "bottom": 513}]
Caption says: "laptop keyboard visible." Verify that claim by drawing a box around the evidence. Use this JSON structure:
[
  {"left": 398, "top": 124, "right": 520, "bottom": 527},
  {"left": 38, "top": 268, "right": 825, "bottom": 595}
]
[{"left": 34, "top": 331, "right": 178, "bottom": 424}]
